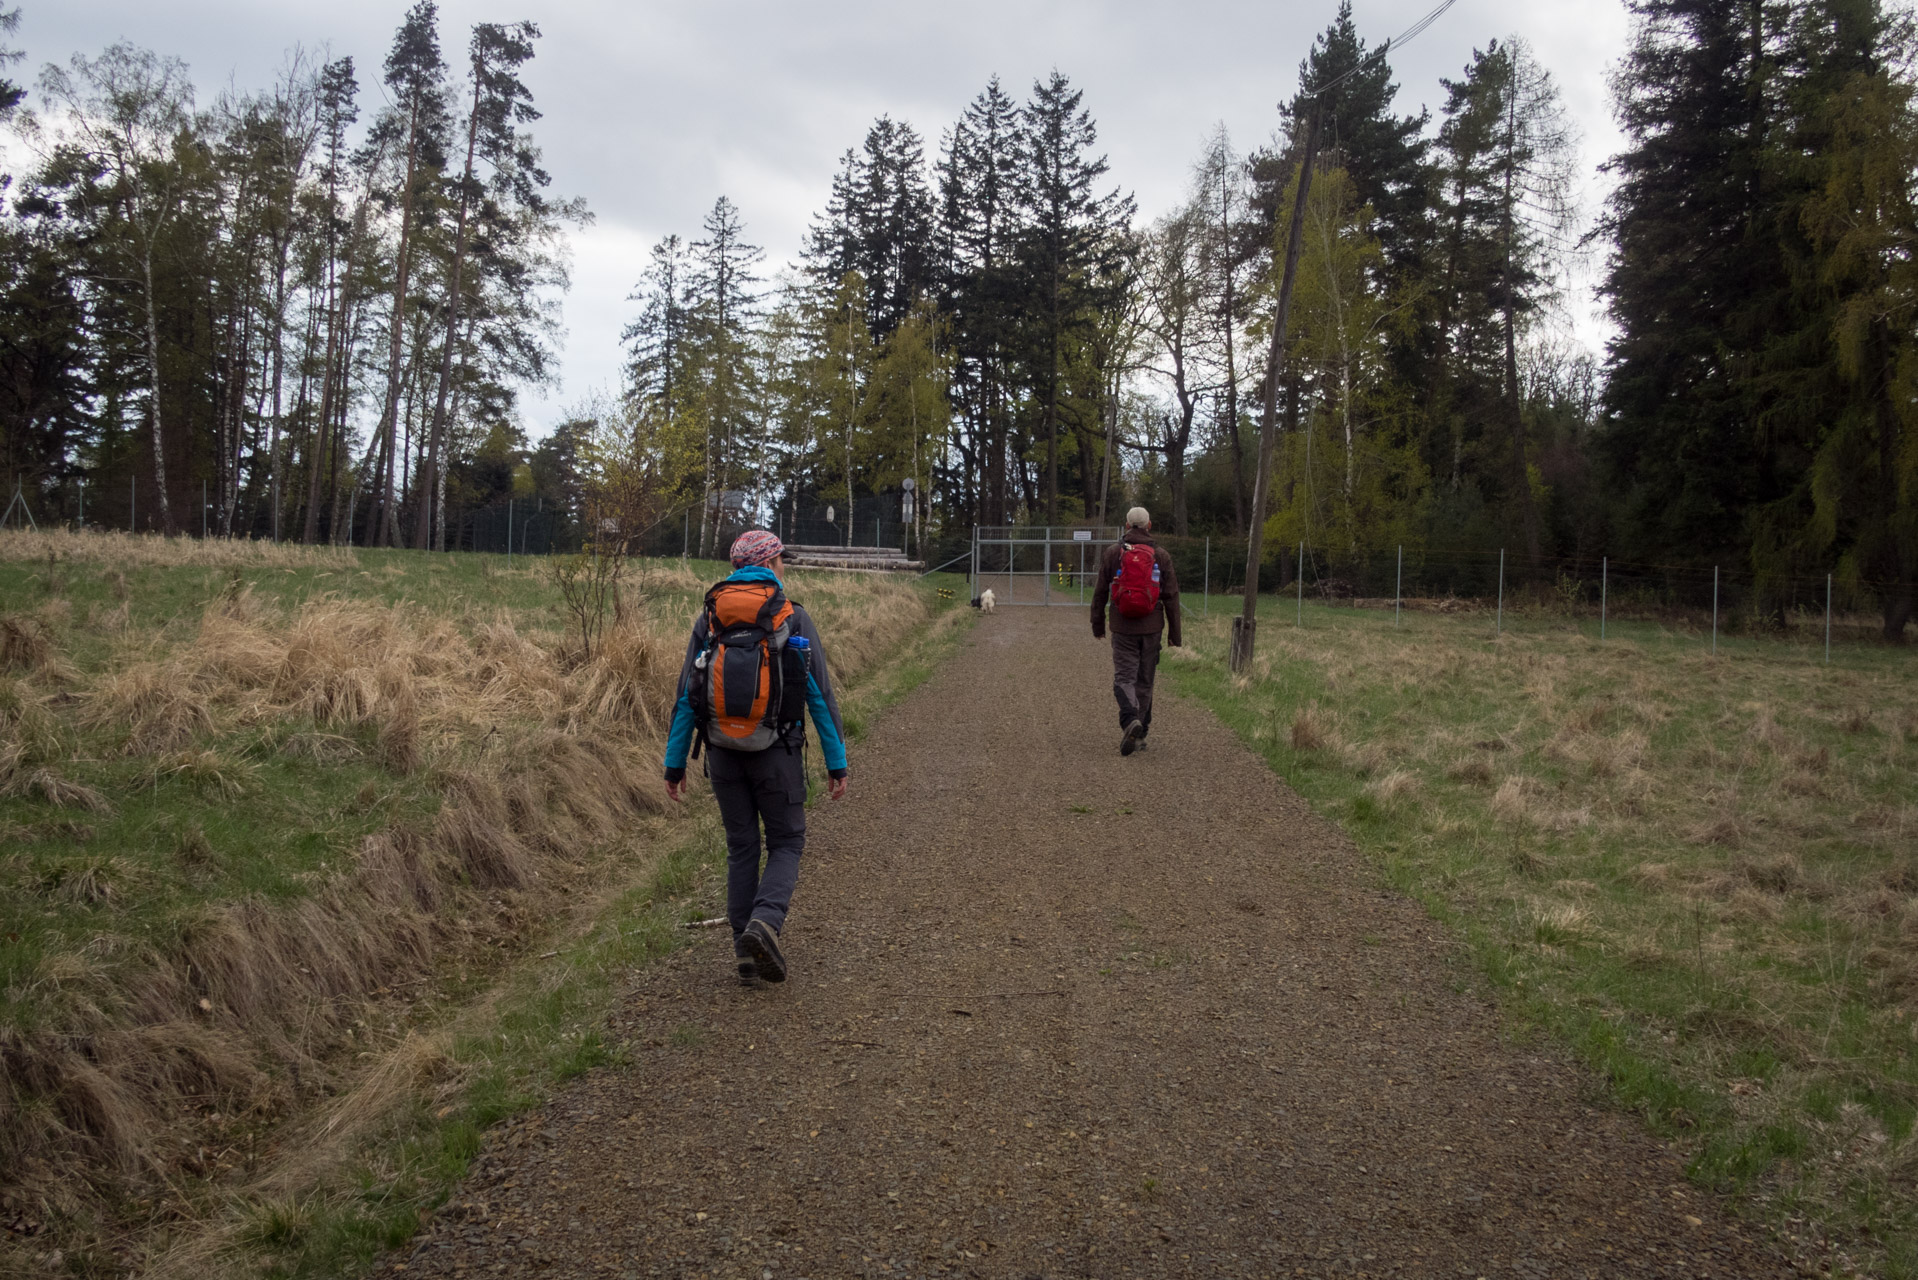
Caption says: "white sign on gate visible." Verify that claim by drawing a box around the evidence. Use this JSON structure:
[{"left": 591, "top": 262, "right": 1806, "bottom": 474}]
[{"left": 1072, "top": 529, "right": 1092, "bottom": 541}]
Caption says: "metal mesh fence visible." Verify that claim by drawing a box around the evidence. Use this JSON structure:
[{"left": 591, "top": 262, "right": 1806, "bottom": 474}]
[{"left": 962, "top": 528, "right": 1913, "bottom": 646}]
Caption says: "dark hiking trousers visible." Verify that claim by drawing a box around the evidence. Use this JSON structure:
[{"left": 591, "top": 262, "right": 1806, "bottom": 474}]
[
  {"left": 1111, "top": 630, "right": 1162, "bottom": 730},
  {"left": 707, "top": 744, "right": 807, "bottom": 937}
]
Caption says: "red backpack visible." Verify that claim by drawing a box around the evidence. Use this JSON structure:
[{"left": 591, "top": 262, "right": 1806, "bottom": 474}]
[{"left": 1111, "top": 543, "right": 1162, "bottom": 618}]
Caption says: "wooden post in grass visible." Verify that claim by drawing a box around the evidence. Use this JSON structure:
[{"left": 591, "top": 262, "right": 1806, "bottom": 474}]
[
  {"left": 1711, "top": 565, "right": 1718, "bottom": 655},
  {"left": 1826, "top": 573, "right": 1832, "bottom": 664},
  {"left": 1296, "top": 541, "right": 1304, "bottom": 627},
  {"left": 1601, "top": 556, "right": 1607, "bottom": 640},
  {"left": 1395, "top": 544, "right": 1402, "bottom": 628},
  {"left": 1496, "top": 549, "right": 1504, "bottom": 636},
  {"left": 1232, "top": 107, "right": 1320, "bottom": 673}
]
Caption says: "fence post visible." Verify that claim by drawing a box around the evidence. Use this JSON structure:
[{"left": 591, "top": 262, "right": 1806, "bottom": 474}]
[
  {"left": 202, "top": 478, "right": 207, "bottom": 540},
  {"left": 1826, "top": 573, "right": 1832, "bottom": 665},
  {"left": 1711, "top": 565, "right": 1718, "bottom": 655},
  {"left": 130, "top": 473, "right": 135, "bottom": 533},
  {"left": 1296, "top": 541, "right": 1304, "bottom": 627},
  {"left": 1395, "top": 544, "right": 1402, "bottom": 629},
  {"left": 507, "top": 499, "right": 513, "bottom": 567},
  {"left": 1601, "top": 556, "right": 1607, "bottom": 640},
  {"left": 683, "top": 509, "right": 689, "bottom": 560},
  {"left": 1204, "top": 536, "right": 1210, "bottom": 618},
  {"left": 77, "top": 478, "right": 84, "bottom": 531},
  {"left": 1496, "top": 549, "right": 1504, "bottom": 637}
]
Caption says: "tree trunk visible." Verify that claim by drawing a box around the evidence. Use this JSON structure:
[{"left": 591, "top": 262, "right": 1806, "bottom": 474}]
[
  {"left": 438, "top": 312, "right": 477, "bottom": 551},
  {"left": 268, "top": 241, "right": 290, "bottom": 540},
  {"left": 1165, "top": 415, "right": 1190, "bottom": 537},
  {"left": 304, "top": 264, "right": 341, "bottom": 543},
  {"left": 1221, "top": 181, "right": 1246, "bottom": 535},
  {"left": 1879, "top": 325, "right": 1911, "bottom": 641},
  {"left": 1502, "top": 78, "right": 1543, "bottom": 569},
  {"left": 1045, "top": 273, "right": 1060, "bottom": 525},
  {"left": 416, "top": 76, "right": 483, "bottom": 551},
  {"left": 1236, "top": 108, "right": 1319, "bottom": 669},
  {"left": 141, "top": 247, "right": 176, "bottom": 535},
  {"left": 372, "top": 101, "right": 424, "bottom": 548}
]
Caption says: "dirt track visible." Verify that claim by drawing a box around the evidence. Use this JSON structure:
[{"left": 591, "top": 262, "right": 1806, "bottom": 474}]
[{"left": 389, "top": 606, "right": 1791, "bottom": 1279}]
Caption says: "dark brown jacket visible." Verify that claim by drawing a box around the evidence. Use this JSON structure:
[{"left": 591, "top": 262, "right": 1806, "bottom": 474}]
[{"left": 1091, "top": 529, "right": 1181, "bottom": 645}]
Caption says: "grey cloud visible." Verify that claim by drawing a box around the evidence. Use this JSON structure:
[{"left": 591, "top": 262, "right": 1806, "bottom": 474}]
[{"left": 26, "top": 0, "right": 1631, "bottom": 434}]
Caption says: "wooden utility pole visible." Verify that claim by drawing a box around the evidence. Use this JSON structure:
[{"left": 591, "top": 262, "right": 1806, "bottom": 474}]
[{"left": 1232, "top": 106, "right": 1320, "bottom": 673}]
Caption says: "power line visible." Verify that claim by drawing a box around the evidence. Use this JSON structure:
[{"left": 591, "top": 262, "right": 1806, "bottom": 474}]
[{"left": 1296, "top": 0, "right": 1463, "bottom": 103}]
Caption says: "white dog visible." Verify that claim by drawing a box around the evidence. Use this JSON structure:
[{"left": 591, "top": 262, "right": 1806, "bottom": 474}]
[{"left": 980, "top": 588, "right": 996, "bottom": 614}]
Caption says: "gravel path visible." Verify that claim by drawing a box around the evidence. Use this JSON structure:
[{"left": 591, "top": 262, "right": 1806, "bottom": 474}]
[{"left": 391, "top": 606, "right": 1790, "bottom": 1279}]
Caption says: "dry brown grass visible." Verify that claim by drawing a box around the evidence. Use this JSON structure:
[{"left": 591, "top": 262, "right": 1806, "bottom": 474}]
[
  {"left": 0, "top": 528, "right": 359, "bottom": 571},
  {"left": 1291, "top": 704, "right": 1329, "bottom": 750},
  {"left": 0, "top": 547, "right": 936, "bottom": 1268},
  {"left": 0, "top": 613, "right": 51, "bottom": 670}
]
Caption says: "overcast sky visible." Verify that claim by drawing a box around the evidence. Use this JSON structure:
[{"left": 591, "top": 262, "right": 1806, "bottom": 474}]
[{"left": 21, "top": 0, "right": 1633, "bottom": 439}]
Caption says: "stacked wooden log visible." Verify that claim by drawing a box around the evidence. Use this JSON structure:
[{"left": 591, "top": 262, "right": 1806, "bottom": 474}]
[{"left": 780, "top": 544, "right": 925, "bottom": 572}]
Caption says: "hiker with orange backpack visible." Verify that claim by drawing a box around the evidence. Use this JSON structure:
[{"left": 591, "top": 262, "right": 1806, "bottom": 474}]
[
  {"left": 664, "top": 530, "right": 849, "bottom": 985},
  {"left": 1091, "top": 507, "right": 1181, "bottom": 756}
]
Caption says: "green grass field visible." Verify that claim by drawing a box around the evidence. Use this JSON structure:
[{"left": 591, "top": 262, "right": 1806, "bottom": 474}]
[
  {"left": 1164, "top": 595, "right": 1918, "bottom": 1275},
  {"left": 0, "top": 529, "right": 960, "bottom": 1278}
]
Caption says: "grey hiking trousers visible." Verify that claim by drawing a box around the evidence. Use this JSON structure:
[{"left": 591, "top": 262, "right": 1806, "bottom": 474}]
[
  {"left": 707, "top": 744, "right": 807, "bottom": 937},
  {"left": 1111, "top": 630, "right": 1162, "bottom": 730}
]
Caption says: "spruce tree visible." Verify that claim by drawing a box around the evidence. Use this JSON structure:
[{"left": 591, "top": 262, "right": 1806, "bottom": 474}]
[
  {"left": 1599, "top": 0, "right": 1792, "bottom": 566},
  {"left": 1432, "top": 38, "right": 1578, "bottom": 566},
  {"left": 687, "top": 196, "right": 763, "bottom": 554},
  {"left": 806, "top": 117, "right": 934, "bottom": 340},
  {"left": 1257, "top": 2, "right": 1431, "bottom": 275},
  {"left": 0, "top": 7, "right": 24, "bottom": 121},
  {"left": 1015, "top": 70, "right": 1132, "bottom": 524},
  {"left": 937, "top": 77, "right": 1023, "bottom": 525},
  {"left": 623, "top": 234, "right": 691, "bottom": 413},
  {"left": 1755, "top": 0, "right": 1918, "bottom": 636}
]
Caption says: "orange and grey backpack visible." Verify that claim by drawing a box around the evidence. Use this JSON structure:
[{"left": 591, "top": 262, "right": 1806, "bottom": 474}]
[{"left": 687, "top": 578, "right": 809, "bottom": 753}]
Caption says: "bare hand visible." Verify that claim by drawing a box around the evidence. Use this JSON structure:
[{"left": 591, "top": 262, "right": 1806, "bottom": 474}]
[
  {"left": 665, "top": 778, "right": 686, "bottom": 803},
  {"left": 828, "top": 777, "right": 848, "bottom": 801}
]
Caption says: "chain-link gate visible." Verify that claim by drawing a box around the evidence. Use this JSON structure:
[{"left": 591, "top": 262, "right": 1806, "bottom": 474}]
[{"left": 970, "top": 526, "right": 1123, "bottom": 606}]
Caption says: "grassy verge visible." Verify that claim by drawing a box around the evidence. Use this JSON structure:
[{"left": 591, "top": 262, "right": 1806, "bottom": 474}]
[
  {"left": 154, "top": 586, "right": 975, "bottom": 1280},
  {"left": 1160, "top": 598, "right": 1917, "bottom": 1277},
  {"left": 0, "top": 529, "right": 960, "bottom": 1278}
]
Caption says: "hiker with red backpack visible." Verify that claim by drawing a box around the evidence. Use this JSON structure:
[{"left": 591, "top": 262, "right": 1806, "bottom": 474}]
[
  {"left": 1091, "top": 506, "right": 1181, "bottom": 756},
  {"left": 663, "top": 530, "right": 849, "bottom": 985}
]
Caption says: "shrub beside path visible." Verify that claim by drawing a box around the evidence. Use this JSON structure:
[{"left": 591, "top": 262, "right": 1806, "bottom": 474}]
[{"left": 391, "top": 607, "right": 1790, "bottom": 1279}]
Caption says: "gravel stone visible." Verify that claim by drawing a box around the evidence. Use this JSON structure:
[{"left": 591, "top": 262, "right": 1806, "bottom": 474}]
[{"left": 389, "top": 607, "right": 1792, "bottom": 1279}]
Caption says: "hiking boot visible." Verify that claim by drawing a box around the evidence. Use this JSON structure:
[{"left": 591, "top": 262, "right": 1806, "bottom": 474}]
[
  {"left": 732, "top": 934, "right": 759, "bottom": 986},
  {"left": 1121, "top": 720, "right": 1145, "bottom": 756},
  {"left": 739, "top": 919, "right": 787, "bottom": 984}
]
